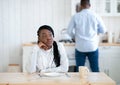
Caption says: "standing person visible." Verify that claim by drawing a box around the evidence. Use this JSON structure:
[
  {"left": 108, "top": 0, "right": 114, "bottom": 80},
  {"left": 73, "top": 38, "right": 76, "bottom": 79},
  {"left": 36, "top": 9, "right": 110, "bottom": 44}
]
[
  {"left": 67, "top": 0, "right": 107, "bottom": 72},
  {"left": 26, "top": 25, "right": 69, "bottom": 73}
]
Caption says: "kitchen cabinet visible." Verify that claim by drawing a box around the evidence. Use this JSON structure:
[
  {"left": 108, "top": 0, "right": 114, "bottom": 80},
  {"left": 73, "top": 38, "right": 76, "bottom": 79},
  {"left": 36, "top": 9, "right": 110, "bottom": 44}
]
[
  {"left": 97, "top": 0, "right": 120, "bottom": 16},
  {"left": 109, "top": 56, "right": 120, "bottom": 85},
  {"left": 99, "top": 46, "right": 120, "bottom": 85},
  {"left": 22, "top": 43, "right": 120, "bottom": 84},
  {"left": 64, "top": 44, "right": 120, "bottom": 84},
  {"left": 71, "top": 0, "right": 120, "bottom": 16},
  {"left": 22, "top": 45, "right": 34, "bottom": 72},
  {"left": 64, "top": 45, "right": 76, "bottom": 72},
  {"left": 64, "top": 45, "right": 75, "bottom": 66}
]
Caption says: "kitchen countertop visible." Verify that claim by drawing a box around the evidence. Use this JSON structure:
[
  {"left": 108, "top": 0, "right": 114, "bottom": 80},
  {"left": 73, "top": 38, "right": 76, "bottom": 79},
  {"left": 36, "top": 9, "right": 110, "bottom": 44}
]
[
  {"left": 23, "top": 42, "right": 120, "bottom": 46},
  {"left": 64, "top": 43, "right": 120, "bottom": 46},
  {"left": 99, "top": 43, "right": 120, "bottom": 46}
]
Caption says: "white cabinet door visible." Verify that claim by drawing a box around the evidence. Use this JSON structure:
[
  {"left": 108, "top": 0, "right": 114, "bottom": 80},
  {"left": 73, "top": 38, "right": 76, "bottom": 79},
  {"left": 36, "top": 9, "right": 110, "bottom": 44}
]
[
  {"left": 93, "top": 0, "right": 120, "bottom": 16},
  {"left": 99, "top": 46, "right": 112, "bottom": 74},
  {"left": 64, "top": 45, "right": 76, "bottom": 66},
  {"left": 109, "top": 56, "right": 120, "bottom": 85},
  {"left": 116, "top": 0, "right": 120, "bottom": 13},
  {"left": 22, "top": 46, "right": 34, "bottom": 72},
  {"left": 108, "top": 46, "right": 120, "bottom": 85},
  {"left": 99, "top": 0, "right": 120, "bottom": 16},
  {"left": 99, "top": 46, "right": 120, "bottom": 85}
]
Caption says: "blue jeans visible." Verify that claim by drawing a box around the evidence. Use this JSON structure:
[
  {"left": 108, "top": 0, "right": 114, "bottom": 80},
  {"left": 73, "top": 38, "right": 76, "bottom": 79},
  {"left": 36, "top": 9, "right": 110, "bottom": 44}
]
[{"left": 75, "top": 49, "right": 99, "bottom": 72}]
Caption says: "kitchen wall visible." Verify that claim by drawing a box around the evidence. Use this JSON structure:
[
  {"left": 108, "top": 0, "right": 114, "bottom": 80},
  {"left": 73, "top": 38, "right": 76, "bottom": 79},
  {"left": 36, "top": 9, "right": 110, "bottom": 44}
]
[
  {"left": 0, "top": 0, "right": 120, "bottom": 72},
  {"left": 0, "top": 0, "right": 71, "bottom": 72},
  {"left": 102, "top": 16, "right": 120, "bottom": 42}
]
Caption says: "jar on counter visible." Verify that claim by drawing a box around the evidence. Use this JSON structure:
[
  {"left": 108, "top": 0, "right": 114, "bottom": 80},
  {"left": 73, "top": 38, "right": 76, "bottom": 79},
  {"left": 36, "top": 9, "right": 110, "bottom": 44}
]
[
  {"left": 108, "top": 32, "right": 113, "bottom": 43},
  {"left": 101, "top": 32, "right": 108, "bottom": 43},
  {"left": 8, "top": 64, "right": 21, "bottom": 72}
]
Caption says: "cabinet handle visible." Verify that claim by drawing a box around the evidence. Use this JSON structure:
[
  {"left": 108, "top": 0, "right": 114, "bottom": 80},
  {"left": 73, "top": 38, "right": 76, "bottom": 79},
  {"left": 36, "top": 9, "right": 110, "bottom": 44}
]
[
  {"left": 105, "top": 69, "right": 109, "bottom": 76},
  {"left": 104, "top": 69, "right": 106, "bottom": 74},
  {"left": 107, "top": 69, "right": 109, "bottom": 76}
]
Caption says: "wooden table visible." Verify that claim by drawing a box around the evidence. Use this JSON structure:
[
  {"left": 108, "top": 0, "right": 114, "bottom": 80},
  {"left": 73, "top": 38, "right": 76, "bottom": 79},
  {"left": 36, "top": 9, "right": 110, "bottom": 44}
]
[{"left": 0, "top": 72, "right": 116, "bottom": 85}]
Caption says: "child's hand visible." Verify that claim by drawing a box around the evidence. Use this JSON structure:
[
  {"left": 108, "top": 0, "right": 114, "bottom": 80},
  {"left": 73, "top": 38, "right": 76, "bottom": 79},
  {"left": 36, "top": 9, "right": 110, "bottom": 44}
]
[{"left": 38, "top": 42, "right": 48, "bottom": 50}]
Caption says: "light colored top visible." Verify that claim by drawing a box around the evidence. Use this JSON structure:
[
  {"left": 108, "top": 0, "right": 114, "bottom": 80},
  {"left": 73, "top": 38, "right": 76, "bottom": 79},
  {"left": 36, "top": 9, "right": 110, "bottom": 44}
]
[
  {"left": 26, "top": 42, "right": 69, "bottom": 73},
  {"left": 67, "top": 9, "right": 107, "bottom": 52}
]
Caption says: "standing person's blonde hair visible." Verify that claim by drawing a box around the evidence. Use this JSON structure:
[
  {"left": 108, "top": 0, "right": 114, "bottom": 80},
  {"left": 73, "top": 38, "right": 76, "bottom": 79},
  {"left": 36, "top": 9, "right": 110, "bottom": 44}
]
[{"left": 76, "top": 3, "right": 81, "bottom": 13}]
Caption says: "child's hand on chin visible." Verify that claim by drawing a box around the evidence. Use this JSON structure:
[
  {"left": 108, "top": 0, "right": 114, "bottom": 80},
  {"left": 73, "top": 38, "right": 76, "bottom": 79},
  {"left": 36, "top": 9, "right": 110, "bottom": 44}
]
[{"left": 38, "top": 42, "right": 48, "bottom": 50}]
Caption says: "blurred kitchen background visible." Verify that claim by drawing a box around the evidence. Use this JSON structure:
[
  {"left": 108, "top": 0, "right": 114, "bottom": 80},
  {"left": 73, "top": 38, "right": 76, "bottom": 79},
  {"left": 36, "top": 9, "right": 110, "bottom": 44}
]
[{"left": 0, "top": 0, "right": 120, "bottom": 84}]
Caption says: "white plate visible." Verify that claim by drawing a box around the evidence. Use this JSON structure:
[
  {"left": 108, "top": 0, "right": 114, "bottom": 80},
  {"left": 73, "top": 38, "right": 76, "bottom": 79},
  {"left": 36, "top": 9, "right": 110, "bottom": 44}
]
[{"left": 42, "top": 72, "right": 63, "bottom": 77}]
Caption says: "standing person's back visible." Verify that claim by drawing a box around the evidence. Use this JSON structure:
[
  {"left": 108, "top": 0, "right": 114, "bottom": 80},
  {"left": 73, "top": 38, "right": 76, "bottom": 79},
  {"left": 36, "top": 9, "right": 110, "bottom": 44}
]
[
  {"left": 72, "top": 9, "right": 106, "bottom": 52},
  {"left": 67, "top": 0, "right": 107, "bottom": 72}
]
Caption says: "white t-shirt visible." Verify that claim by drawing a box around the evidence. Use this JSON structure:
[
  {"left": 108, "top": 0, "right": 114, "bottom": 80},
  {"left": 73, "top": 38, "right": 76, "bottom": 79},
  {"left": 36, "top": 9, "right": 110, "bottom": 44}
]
[{"left": 26, "top": 42, "right": 69, "bottom": 73}]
